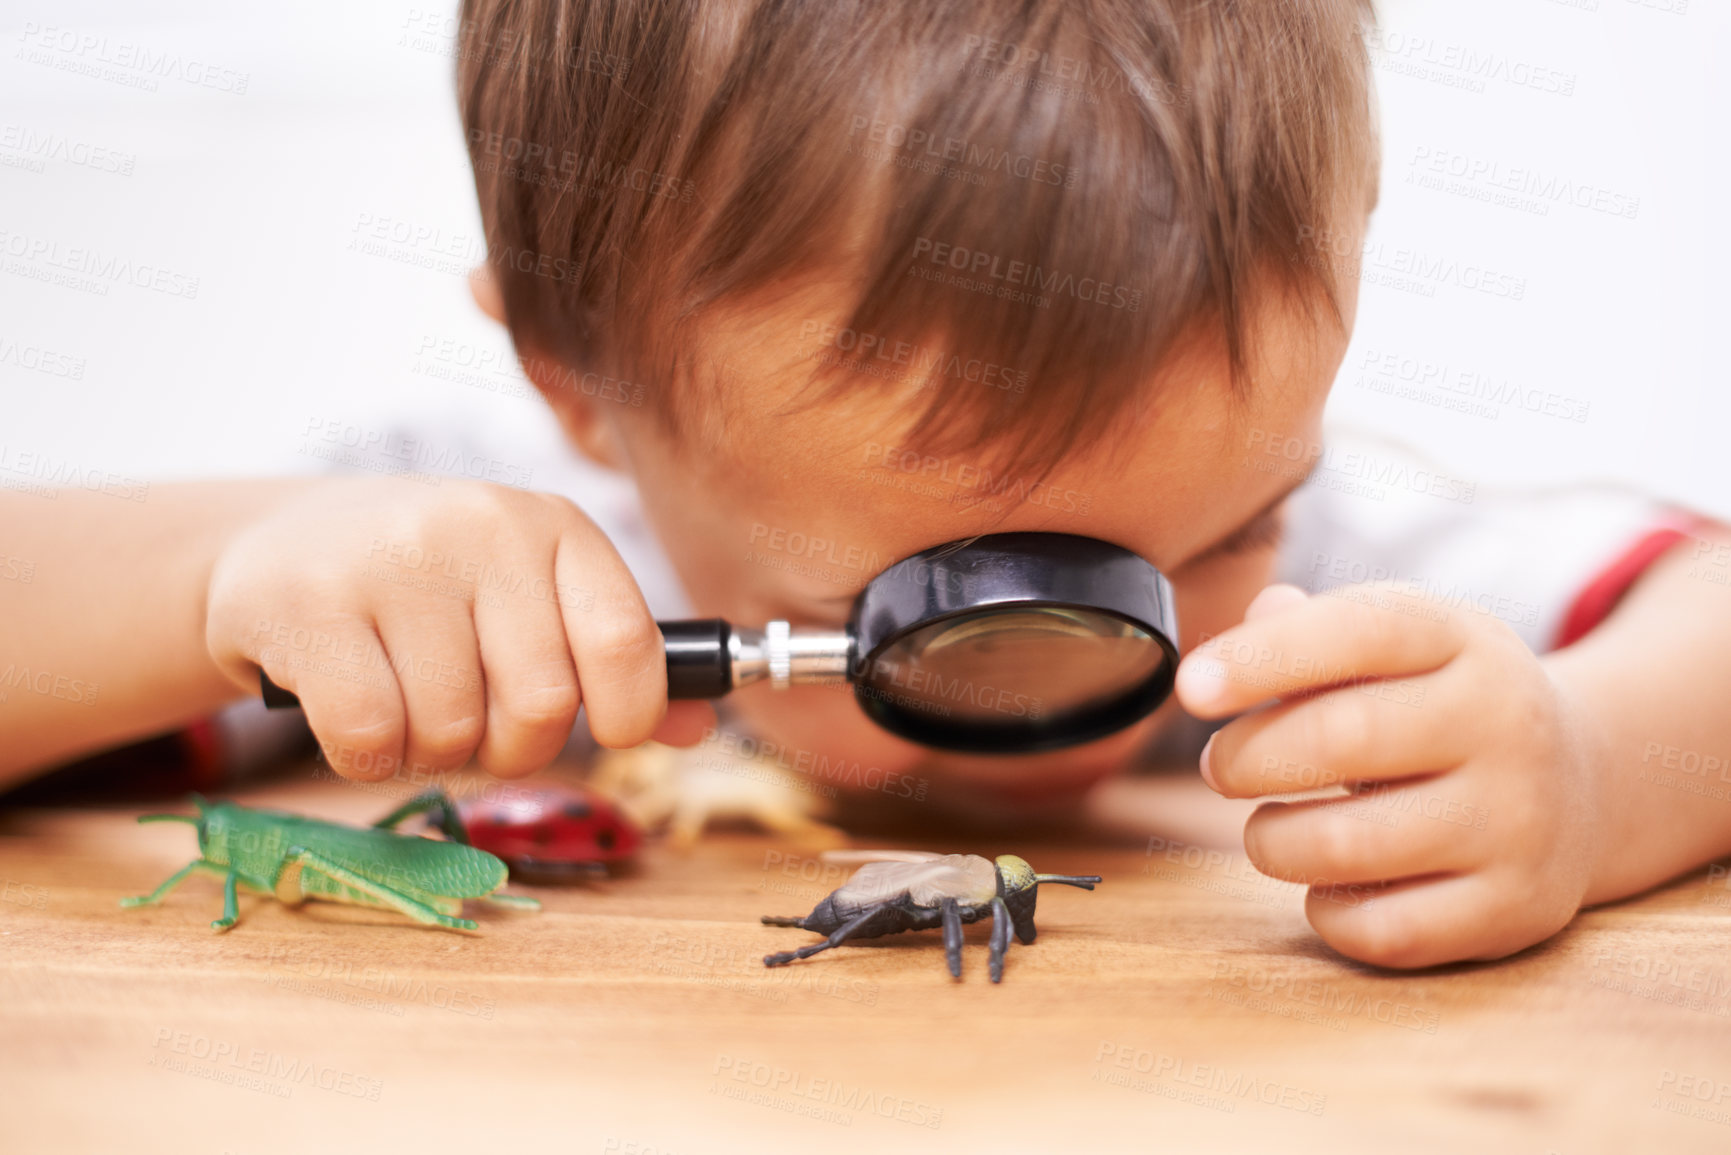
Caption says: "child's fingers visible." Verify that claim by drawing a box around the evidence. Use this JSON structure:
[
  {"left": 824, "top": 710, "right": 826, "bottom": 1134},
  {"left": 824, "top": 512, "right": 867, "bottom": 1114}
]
[
  {"left": 284, "top": 622, "right": 407, "bottom": 783},
  {"left": 551, "top": 517, "right": 667, "bottom": 748},
  {"left": 471, "top": 572, "right": 582, "bottom": 778},
  {"left": 1305, "top": 870, "right": 1570, "bottom": 969},
  {"left": 1243, "top": 784, "right": 1487, "bottom": 887},
  {"left": 1202, "top": 671, "right": 1468, "bottom": 797},
  {"left": 1176, "top": 584, "right": 1472, "bottom": 720},
  {"left": 375, "top": 602, "right": 486, "bottom": 777}
]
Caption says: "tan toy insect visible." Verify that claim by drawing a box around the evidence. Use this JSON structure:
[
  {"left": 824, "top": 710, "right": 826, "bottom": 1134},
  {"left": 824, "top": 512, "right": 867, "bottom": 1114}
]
[{"left": 591, "top": 739, "right": 844, "bottom": 849}]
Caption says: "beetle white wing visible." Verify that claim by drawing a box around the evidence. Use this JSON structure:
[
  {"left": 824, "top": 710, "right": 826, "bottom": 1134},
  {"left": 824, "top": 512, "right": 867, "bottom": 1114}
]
[{"left": 834, "top": 854, "right": 997, "bottom": 907}]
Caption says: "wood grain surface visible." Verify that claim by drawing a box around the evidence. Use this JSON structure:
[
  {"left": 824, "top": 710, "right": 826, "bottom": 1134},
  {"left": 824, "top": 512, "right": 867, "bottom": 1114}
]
[{"left": 4, "top": 770, "right": 1730, "bottom": 1154}]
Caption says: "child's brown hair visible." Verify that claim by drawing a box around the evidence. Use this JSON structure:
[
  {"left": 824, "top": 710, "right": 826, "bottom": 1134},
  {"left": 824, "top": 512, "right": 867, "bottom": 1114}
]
[{"left": 457, "top": 0, "right": 1376, "bottom": 469}]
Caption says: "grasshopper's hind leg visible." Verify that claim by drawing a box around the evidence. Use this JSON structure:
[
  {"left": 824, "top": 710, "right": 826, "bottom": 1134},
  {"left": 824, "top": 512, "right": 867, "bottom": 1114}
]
[
  {"left": 481, "top": 892, "right": 540, "bottom": 912},
  {"left": 273, "top": 847, "right": 478, "bottom": 931}
]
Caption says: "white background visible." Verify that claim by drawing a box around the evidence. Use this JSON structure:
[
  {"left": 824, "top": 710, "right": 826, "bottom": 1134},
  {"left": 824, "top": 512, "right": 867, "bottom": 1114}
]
[{"left": 2, "top": 0, "right": 1725, "bottom": 522}]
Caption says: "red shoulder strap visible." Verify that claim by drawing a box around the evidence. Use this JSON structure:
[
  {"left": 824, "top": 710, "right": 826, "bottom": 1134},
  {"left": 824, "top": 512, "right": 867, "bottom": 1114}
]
[{"left": 1553, "top": 524, "right": 1697, "bottom": 648}]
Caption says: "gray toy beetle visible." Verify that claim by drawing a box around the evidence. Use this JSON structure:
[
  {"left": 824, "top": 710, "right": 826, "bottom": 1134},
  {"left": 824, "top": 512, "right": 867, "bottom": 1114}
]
[{"left": 761, "top": 850, "right": 1102, "bottom": 983}]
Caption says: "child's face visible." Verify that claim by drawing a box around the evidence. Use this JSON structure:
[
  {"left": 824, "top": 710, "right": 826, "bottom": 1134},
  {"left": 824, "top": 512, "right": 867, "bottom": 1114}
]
[{"left": 532, "top": 264, "right": 1359, "bottom": 811}]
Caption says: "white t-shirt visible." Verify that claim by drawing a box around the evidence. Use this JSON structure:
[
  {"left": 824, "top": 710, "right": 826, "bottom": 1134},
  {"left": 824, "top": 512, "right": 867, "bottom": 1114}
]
[{"left": 1273, "top": 427, "right": 1689, "bottom": 653}]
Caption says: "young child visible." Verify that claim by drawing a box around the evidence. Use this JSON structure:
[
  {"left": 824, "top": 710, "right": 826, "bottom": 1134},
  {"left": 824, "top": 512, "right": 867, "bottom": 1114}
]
[{"left": 4, "top": 0, "right": 1728, "bottom": 971}]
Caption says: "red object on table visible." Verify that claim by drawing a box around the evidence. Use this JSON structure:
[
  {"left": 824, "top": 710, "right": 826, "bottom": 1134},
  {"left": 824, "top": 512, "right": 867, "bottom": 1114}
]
[{"left": 453, "top": 783, "right": 642, "bottom": 880}]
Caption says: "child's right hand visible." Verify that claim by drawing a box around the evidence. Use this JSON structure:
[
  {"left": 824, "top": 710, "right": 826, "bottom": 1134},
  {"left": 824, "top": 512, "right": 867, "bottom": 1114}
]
[{"left": 204, "top": 478, "right": 706, "bottom": 781}]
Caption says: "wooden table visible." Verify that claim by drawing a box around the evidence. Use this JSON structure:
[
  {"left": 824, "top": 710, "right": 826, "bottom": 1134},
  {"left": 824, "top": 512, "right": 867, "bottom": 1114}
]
[{"left": 4, "top": 770, "right": 1730, "bottom": 1154}]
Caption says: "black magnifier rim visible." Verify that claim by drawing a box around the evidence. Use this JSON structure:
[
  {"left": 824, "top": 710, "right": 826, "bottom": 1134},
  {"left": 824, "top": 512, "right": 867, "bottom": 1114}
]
[{"left": 846, "top": 533, "right": 1179, "bottom": 754}]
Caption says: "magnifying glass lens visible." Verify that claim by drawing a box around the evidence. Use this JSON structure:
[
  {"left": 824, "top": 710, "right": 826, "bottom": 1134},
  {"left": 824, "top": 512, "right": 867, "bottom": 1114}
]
[{"left": 862, "top": 607, "right": 1167, "bottom": 724}]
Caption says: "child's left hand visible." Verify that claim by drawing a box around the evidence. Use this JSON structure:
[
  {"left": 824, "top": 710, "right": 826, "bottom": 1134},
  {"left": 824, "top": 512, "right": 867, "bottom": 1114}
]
[{"left": 1175, "top": 583, "right": 1604, "bottom": 969}]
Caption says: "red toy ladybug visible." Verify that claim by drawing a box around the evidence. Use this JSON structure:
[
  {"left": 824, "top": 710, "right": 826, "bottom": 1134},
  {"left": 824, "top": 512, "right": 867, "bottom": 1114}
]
[{"left": 377, "top": 783, "right": 641, "bottom": 882}]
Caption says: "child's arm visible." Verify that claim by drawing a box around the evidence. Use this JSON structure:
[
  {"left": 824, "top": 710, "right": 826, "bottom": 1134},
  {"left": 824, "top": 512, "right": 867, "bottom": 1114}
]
[
  {"left": 0, "top": 477, "right": 703, "bottom": 791},
  {"left": 1174, "top": 526, "right": 1731, "bottom": 969},
  {"left": 0, "top": 481, "right": 308, "bottom": 785},
  {"left": 1546, "top": 531, "right": 1731, "bottom": 904}
]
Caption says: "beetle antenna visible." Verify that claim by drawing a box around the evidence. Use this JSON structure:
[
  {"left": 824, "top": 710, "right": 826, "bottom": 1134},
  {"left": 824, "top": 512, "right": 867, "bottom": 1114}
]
[
  {"left": 137, "top": 814, "right": 199, "bottom": 826},
  {"left": 1034, "top": 874, "right": 1102, "bottom": 890}
]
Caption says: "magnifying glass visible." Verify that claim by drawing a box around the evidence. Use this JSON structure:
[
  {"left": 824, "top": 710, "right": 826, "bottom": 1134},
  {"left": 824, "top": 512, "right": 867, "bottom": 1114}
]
[{"left": 261, "top": 533, "right": 1178, "bottom": 754}]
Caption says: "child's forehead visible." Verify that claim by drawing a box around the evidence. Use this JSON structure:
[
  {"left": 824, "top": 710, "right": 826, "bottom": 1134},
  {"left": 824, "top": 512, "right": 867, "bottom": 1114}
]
[{"left": 685, "top": 271, "right": 1329, "bottom": 434}]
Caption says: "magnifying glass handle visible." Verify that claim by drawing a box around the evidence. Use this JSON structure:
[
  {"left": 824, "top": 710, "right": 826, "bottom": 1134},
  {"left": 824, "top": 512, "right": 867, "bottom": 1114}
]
[
  {"left": 255, "top": 619, "right": 842, "bottom": 709},
  {"left": 660, "top": 618, "right": 736, "bottom": 698}
]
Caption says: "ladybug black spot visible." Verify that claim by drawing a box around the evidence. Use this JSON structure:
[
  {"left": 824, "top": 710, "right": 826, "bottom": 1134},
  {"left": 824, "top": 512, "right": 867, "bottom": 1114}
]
[
  {"left": 533, "top": 824, "right": 555, "bottom": 846},
  {"left": 596, "top": 829, "right": 616, "bottom": 851}
]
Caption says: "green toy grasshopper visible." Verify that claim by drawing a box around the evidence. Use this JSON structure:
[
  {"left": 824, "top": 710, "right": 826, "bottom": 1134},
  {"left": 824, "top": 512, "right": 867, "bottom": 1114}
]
[{"left": 121, "top": 792, "right": 539, "bottom": 932}]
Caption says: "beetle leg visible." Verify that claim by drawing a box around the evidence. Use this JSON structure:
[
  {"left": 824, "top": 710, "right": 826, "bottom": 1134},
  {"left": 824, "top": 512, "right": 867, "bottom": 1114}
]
[
  {"left": 988, "top": 896, "right": 1012, "bottom": 984},
  {"left": 273, "top": 847, "right": 478, "bottom": 931},
  {"left": 941, "top": 898, "right": 964, "bottom": 980},
  {"left": 763, "top": 908, "right": 879, "bottom": 967},
  {"left": 371, "top": 790, "right": 470, "bottom": 845},
  {"left": 120, "top": 858, "right": 224, "bottom": 909},
  {"left": 210, "top": 868, "right": 240, "bottom": 932}
]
